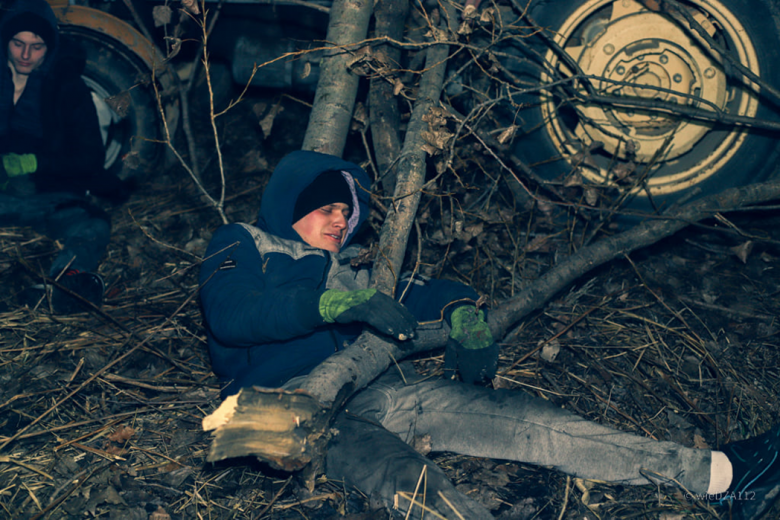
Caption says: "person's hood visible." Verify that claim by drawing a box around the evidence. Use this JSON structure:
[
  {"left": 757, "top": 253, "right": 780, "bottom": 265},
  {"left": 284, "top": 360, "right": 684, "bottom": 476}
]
[
  {"left": 257, "top": 150, "right": 372, "bottom": 248},
  {"left": 0, "top": 0, "right": 60, "bottom": 73}
]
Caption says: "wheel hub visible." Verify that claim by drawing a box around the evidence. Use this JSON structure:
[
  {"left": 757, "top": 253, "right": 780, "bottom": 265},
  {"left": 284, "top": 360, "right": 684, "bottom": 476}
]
[{"left": 571, "top": 1, "right": 726, "bottom": 162}]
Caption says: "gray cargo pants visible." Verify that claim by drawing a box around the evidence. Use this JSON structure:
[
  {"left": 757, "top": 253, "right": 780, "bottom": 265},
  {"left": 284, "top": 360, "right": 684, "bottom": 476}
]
[{"left": 320, "top": 362, "right": 712, "bottom": 519}]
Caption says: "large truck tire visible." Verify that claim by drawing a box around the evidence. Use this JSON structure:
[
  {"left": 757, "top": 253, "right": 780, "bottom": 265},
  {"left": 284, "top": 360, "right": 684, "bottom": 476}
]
[
  {"left": 502, "top": 0, "right": 780, "bottom": 215},
  {"left": 53, "top": 5, "right": 179, "bottom": 180}
]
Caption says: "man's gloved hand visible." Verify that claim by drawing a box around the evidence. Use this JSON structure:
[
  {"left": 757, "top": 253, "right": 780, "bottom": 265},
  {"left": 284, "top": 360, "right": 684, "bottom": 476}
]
[
  {"left": 319, "top": 288, "right": 417, "bottom": 341},
  {"left": 444, "top": 305, "right": 499, "bottom": 384},
  {"left": 2, "top": 153, "right": 37, "bottom": 177}
]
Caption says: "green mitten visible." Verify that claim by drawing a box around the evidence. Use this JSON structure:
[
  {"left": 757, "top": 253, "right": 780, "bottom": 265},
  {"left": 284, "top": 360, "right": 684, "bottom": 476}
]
[
  {"left": 2, "top": 153, "right": 37, "bottom": 177},
  {"left": 444, "top": 305, "right": 499, "bottom": 384},
  {"left": 319, "top": 289, "right": 417, "bottom": 340}
]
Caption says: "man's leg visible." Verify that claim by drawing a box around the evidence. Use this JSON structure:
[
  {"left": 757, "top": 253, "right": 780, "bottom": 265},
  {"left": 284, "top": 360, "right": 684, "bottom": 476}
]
[
  {"left": 278, "top": 375, "right": 495, "bottom": 518},
  {"left": 0, "top": 193, "right": 110, "bottom": 275},
  {"left": 326, "top": 411, "right": 495, "bottom": 520},
  {"left": 0, "top": 193, "right": 109, "bottom": 312},
  {"left": 43, "top": 197, "right": 109, "bottom": 312},
  {"left": 42, "top": 197, "right": 110, "bottom": 276},
  {"left": 345, "top": 363, "right": 712, "bottom": 495}
]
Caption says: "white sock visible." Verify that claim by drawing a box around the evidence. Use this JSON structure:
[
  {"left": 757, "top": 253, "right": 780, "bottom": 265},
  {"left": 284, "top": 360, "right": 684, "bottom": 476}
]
[{"left": 707, "top": 450, "right": 733, "bottom": 495}]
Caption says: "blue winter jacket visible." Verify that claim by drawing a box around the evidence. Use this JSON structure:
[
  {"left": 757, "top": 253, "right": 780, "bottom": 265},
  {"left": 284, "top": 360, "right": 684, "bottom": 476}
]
[{"left": 199, "top": 151, "right": 476, "bottom": 397}]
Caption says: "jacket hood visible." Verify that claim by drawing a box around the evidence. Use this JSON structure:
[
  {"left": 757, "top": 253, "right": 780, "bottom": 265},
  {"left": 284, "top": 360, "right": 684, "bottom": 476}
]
[
  {"left": 257, "top": 150, "right": 372, "bottom": 247},
  {"left": 1, "top": 0, "right": 60, "bottom": 73}
]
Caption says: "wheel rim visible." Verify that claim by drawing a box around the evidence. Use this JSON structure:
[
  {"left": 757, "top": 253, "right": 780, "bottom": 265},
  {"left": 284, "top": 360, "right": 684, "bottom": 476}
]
[
  {"left": 539, "top": 0, "right": 760, "bottom": 196},
  {"left": 81, "top": 76, "right": 125, "bottom": 171}
]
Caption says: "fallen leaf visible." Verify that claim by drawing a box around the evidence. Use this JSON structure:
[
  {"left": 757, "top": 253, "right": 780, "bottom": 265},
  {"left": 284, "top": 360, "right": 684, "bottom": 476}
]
[
  {"left": 610, "top": 161, "right": 636, "bottom": 181},
  {"left": 108, "top": 425, "right": 135, "bottom": 443},
  {"left": 300, "top": 61, "right": 312, "bottom": 80},
  {"left": 730, "top": 241, "right": 753, "bottom": 264},
  {"left": 122, "top": 151, "right": 141, "bottom": 170},
  {"left": 480, "top": 7, "right": 496, "bottom": 23},
  {"left": 163, "top": 37, "right": 182, "bottom": 60},
  {"left": 693, "top": 434, "right": 710, "bottom": 449},
  {"left": 105, "top": 91, "right": 131, "bottom": 118},
  {"left": 346, "top": 47, "right": 375, "bottom": 77},
  {"left": 152, "top": 5, "right": 172, "bottom": 27},
  {"left": 536, "top": 198, "right": 555, "bottom": 214},
  {"left": 393, "top": 78, "right": 404, "bottom": 96},
  {"left": 584, "top": 187, "right": 600, "bottom": 206},
  {"left": 103, "top": 444, "right": 127, "bottom": 456},
  {"left": 457, "top": 20, "right": 474, "bottom": 35},
  {"left": 540, "top": 340, "right": 560, "bottom": 363},
  {"left": 100, "top": 485, "right": 125, "bottom": 505},
  {"left": 150, "top": 506, "right": 172, "bottom": 520},
  {"left": 563, "top": 171, "right": 584, "bottom": 187},
  {"left": 497, "top": 125, "right": 517, "bottom": 144},
  {"left": 523, "top": 235, "right": 552, "bottom": 253},
  {"left": 256, "top": 103, "right": 284, "bottom": 139}
]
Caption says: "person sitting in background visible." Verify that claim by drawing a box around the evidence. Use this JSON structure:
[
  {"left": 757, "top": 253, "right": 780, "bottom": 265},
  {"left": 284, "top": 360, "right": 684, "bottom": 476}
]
[
  {"left": 0, "top": 0, "right": 133, "bottom": 313},
  {"left": 199, "top": 150, "right": 780, "bottom": 519}
]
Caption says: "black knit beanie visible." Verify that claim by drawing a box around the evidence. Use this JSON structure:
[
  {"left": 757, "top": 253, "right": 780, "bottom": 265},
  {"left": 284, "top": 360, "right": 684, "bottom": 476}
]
[
  {"left": 2, "top": 12, "right": 56, "bottom": 50},
  {"left": 293, "top": 170, "right": 353, "bottom": 224}
]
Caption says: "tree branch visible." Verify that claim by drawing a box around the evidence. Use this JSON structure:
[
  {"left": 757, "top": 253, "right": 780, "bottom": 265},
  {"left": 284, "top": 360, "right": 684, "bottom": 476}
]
[{"left": 301, "top": 0, "right": 373, "bottom": 155}]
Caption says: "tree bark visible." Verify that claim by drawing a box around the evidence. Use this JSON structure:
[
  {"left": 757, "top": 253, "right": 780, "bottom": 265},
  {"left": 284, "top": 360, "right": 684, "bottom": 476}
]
[
  {"left": 368, "top": 0, "right": 408, "bottom": 196},
  {"left": 301, "top": 0, "right": 373, "bottom": 155},
  {"left": 369, "top": 23, "right": 451, "bottom": 294}
]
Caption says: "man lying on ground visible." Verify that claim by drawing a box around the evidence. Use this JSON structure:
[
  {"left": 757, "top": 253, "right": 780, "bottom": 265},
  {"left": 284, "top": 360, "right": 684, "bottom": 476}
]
[{"left": 199, "top": 150, "right": 780, "bottom": 519}]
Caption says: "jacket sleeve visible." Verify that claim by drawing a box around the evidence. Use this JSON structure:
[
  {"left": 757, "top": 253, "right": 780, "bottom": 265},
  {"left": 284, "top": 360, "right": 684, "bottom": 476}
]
[{"left": 199, "top": 225, "right": 327, "bottom": 348}]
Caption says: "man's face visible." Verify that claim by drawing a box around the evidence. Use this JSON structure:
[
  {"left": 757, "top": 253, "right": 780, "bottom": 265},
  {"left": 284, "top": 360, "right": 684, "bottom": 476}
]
[
  {"left": 292, "top": 203, "right": 350, "bottom": 253},
  {"left": 7, "top": 31, "right": 47, "bottom": 75}
]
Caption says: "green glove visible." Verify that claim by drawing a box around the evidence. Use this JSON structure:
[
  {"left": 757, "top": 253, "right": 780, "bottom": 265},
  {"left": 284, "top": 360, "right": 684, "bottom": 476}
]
[
  {"left": 319, "top": 288, "right": 417, "bottom": 341},
  {"left": 444, "top": 305, "right": 499, "bottom": 384},
  {"left": 2, "top": 153, "right": 37, "bottom": 177}
]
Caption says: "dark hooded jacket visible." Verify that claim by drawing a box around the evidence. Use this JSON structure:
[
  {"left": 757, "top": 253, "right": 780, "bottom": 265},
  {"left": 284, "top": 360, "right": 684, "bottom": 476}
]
[
  {"left": 199, "top": 151, "right": 477, "bottom": 397},
  {"left": 0, "top": 0, "right": 114, "bottom": 197}
]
